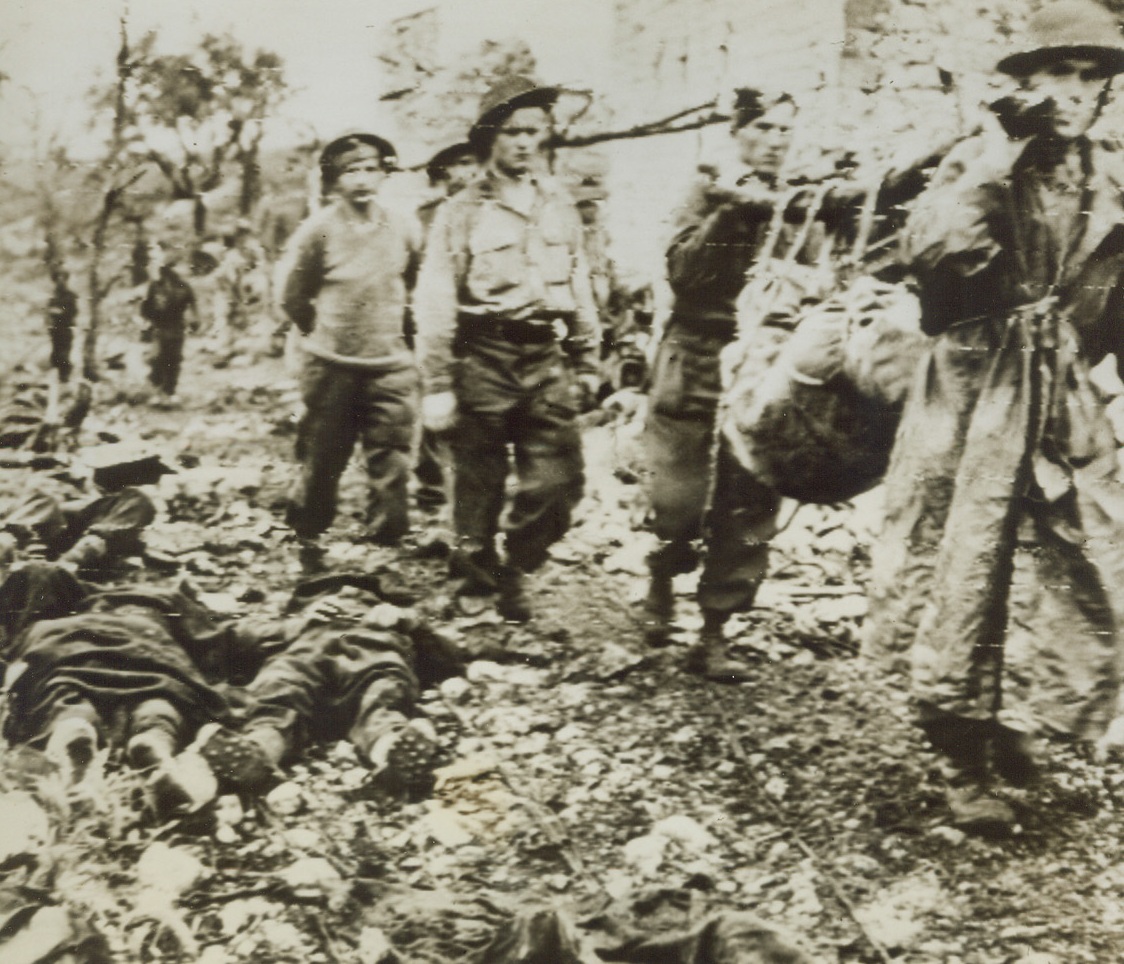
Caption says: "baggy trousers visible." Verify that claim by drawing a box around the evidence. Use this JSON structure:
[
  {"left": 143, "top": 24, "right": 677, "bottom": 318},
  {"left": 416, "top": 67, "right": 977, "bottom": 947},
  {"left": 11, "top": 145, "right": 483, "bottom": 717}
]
[
  {"left": 644, "top": 322, "right": 781, "bottom": 616},
  {"left": 149, "top": 329, "right": 185, "bottom": 395},
  {"left": 450, "top": 333, "right": 584, "bottom": 580},
  {"left": 286, "top": 356, "right": 418, "bottom": 542},
  {"left": 241, "top": 625, "right": 419, "bottom": 762},
  {"left": 413, "top": 428, "right": 449, "bottom": 509}
]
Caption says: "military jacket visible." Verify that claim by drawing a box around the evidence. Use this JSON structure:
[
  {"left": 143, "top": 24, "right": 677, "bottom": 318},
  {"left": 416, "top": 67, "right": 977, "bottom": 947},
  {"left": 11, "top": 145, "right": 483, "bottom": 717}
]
[{"left": 413, "top": 168, "right": 599, "bottom": 393}]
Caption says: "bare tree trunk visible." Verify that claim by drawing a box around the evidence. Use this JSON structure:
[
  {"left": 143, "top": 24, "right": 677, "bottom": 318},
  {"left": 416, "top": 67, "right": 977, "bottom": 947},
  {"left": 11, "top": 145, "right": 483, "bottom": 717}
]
[
  {"left": 83, "top": 196, "right": 114, "bottom": 381},
  {"left": 236, "top": 128, "right": 264, "bottom": 217},
  {"left": 193, "top": 195, "right": 207, "bottom": 236},
  {"left": 82, "top": 17, "right": 135, "bottom": 381},
  {"left": 238, "top": 153, "right": 260, "bottom": 216}
]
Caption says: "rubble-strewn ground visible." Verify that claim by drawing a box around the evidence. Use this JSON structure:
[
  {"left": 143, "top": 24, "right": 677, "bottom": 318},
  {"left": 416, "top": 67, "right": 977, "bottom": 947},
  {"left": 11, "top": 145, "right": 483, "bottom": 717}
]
[{"left": 4, "top": 301, "right": 1124, "bottom": 964}]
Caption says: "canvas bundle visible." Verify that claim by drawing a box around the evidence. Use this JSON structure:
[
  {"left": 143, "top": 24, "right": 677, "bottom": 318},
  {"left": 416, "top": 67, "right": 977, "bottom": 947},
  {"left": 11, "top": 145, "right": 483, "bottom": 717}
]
[{"left": 723, "top": 262, "right": 926, "bottom": 504}]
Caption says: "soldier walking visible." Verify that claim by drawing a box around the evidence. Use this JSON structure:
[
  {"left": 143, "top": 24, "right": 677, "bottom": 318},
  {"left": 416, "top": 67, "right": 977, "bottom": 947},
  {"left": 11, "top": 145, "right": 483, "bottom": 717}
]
[
  {"left": 140, "top": 261, "right": 199, "bottom": 398},
  {"left": 414, "top": 77, "right": 601, "bottom": 621}
]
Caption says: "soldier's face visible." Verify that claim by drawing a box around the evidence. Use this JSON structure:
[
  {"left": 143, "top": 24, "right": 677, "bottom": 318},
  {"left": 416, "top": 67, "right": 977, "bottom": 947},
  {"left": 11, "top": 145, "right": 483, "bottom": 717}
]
[
  {"left": 491, "top": 107, "right": 551, "bottom": 175},
  {"left": 734, "top": 101, "right": 796, "bottom": 176},
  {"left": 1024, "top": 57, "right": 1109, "bottom": 139},
  {"left": 444, "top": 157, "right": 479, "bottom": 194},
  {"left": 335, "top": 157, "right": 385, "bottom": 208}
]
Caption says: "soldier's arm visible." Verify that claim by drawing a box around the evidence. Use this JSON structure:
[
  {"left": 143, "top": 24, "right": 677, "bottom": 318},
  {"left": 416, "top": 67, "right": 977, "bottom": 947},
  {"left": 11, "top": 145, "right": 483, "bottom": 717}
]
[
  {"left": 185, "top": 288, "right": 201, "bottom": 334},
  {"left": 665, "top": 181, "right": 765, "bottom": 294},
  {"left": 413, "top": 203, "right": 462, "bottom": 395},
  {"left": 567, "top": 237, "right": 602, "bottom": 376},
  {"left": 276, "top": 219, "right": 324, "bottom": 335}
]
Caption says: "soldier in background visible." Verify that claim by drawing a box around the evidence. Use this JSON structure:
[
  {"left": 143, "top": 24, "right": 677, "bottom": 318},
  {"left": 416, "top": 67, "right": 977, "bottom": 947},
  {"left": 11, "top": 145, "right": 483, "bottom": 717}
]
[
  {"left": 416, "top": 142, "right": 479, "bottom": 235},
  {"left": 642, "top": 90, "right": 803, "bottom": 680},
  {"left": 140, "top": 260, "right": 199, "bottom": 399},
  {"left": 572, "top": 178, "right": 653, "bottom": 396},
  {"left": 414, "top": 77, "right": 601, "bottom": 621},
  {"left": 412, "top": 142, "right": 479, "bottom": 514},
  {"left": 573, "top": 178, "right": 620, "bottom": 327}
]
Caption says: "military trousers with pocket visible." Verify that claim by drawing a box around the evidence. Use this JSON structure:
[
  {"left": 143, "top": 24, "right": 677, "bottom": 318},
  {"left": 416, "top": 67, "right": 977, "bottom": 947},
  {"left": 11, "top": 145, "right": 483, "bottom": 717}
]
[
  {"left": 241, "top": 624, "right": 420, "bottom": 762},
  {"left": 286, "top": 355, "right": 418, "bottom": 543},
  {"left": 644, "top": 320, "right": 781, "bottom": 616},
  {"left": 449, "top": 333, "right": 585, "bottom": 582}
]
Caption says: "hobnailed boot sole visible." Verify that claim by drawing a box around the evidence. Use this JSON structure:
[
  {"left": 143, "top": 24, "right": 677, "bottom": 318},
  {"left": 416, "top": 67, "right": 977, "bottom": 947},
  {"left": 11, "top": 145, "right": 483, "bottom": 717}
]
[
  {"left": 369, "top": 720, "right": 441, "bottom": 795},
  {"left": 193, "top": 724, "right": 282, "bottom": 796},
  {"left": 45, "top": 718, "right": 101, "bottom": 787}
]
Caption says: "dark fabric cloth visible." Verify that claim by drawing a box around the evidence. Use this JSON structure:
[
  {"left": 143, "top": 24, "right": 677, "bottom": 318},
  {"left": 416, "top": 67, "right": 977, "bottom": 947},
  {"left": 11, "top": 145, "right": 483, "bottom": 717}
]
[
  {"left": 286, "top": 354, "right": 418, "bottom": 540},
  {"left": 48, "top": 325, "right": 73, "bottom": 383},
  {"left": 449, "top": 333, "right": 584, "bottom": 573},
  {"left": 863, "top": 134, "right": 1124, "bottom": 741},
  {"left": 0, "top": 567, "right": 273, "bottom": 746},
  {"left": 414, "top": 427, "right": 449, "bottom": 508},
  {"left": 47, "top": 287, "right": 78, "bottom": 329},
  {"left": 140, "top": 271, "right": 195, "bottom": 332},
  {"left": 3, "top": 487, "right": 155, "bottom": 561},
  {"left": 142, "top": 269, "right": 194, "bottom": 395},
  {"left": 244, "top": 576, "right": 464, "bottom": 759},
  {"left": 242, "top": 625, "right": 418, "bottom": 759},
  {"left": 644, "top": 320, "right": 781, "bottom": 615},
  {"left": 46, "top": 285, "right": 78, "bottom": 382},
  {"left": 149, "top": 330, "right": 185, "bottom": 395},
  {"left": 0, "top": 565, "right": 87, "bottom": 643},
  {"left": 665, "top": 181, "right": 780, "bottom": 334},
  {"left": 0, "top": 564, "right": 464, "bottom": 762}
]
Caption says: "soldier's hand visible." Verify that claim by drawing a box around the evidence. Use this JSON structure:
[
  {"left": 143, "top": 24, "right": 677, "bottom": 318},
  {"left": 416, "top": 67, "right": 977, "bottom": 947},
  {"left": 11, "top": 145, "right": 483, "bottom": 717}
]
[
  {"left": 719, "top": 339, "right": 749, "bottom": 391},
  {"left": 572, "top": 373, "right": 602, "bottom": 413},
  {"left": 422, "top": 392, "right": 458, "bottom": 433}
]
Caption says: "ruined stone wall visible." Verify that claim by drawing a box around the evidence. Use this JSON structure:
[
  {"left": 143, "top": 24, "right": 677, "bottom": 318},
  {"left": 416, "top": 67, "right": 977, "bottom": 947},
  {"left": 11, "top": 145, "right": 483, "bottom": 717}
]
[{"left": 375, "top": 0, "right": 1123, "bottom": 283}]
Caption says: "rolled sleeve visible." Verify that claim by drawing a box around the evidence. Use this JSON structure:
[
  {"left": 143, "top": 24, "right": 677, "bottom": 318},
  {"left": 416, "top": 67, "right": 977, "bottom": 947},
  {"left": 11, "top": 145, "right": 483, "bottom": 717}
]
[
  {"left": 566, "top": 240, "right": 602, "bottom": 374},
  {"left": 413, "top": 203, "right": 462, "bottom": 395}
]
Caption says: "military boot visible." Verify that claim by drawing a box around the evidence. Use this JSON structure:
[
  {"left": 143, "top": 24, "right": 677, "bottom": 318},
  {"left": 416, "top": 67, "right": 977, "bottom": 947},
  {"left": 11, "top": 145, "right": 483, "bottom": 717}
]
[
  {"left": 921, "top": 708, "right": 1016, "bottom": 836},
  {"left": 990, "top": 724, "right": 1040, "bottom": 788},
  {"left": 640, "top": 570, "right": 675, "bottom": 646},
  {"left": 683, "top": 611, "right": 753, "bottom": 683},
  {"left": 497, "top": 566, "right": 532, "bottom": 623},
  {"left": 368, "top": 717, "right": 441, "bottom": 796},
  {"left": 297, "top": 537, "right": 328, "bottom": 575},
  {"left": 941, "top": 763, "right": 1017, "bottom": 838}
]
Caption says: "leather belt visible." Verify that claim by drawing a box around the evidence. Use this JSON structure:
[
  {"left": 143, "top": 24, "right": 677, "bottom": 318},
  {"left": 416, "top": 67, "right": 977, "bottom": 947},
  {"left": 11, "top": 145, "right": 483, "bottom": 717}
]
[{"left": 459, "top": 313, "right": 574, "bottom": 346}]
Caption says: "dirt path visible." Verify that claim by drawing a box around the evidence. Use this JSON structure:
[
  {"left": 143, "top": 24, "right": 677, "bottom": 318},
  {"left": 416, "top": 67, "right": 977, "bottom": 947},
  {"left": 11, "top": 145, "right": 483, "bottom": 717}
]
[{"left": 3, "top": 325, "right": 1124, "bottom": 963}]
